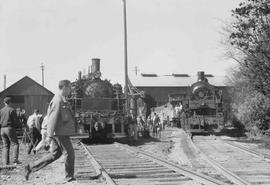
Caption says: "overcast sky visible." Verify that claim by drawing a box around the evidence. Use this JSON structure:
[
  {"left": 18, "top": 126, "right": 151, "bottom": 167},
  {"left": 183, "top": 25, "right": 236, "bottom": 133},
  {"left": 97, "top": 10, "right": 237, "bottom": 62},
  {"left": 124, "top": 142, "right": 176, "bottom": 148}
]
[{"left": 0, "top": 0, "right": 241, "bottom": 93}]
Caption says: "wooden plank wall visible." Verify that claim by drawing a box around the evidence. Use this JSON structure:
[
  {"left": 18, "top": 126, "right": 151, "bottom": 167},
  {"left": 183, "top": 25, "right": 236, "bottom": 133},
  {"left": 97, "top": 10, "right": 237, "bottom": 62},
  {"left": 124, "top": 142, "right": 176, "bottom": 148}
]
[
  {"left": 0, "top": 95, "right": 53, "bottom": 117},
  {"left": 24, "top": 95, "right": 53, "bottom": 117}
]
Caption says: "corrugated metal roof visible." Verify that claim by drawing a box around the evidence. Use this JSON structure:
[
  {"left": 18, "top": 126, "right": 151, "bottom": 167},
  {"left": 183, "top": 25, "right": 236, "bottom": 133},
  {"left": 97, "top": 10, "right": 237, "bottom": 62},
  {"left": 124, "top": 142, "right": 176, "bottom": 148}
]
[{"left": 130, "top": 75, "right": 229, "bottom": 87}]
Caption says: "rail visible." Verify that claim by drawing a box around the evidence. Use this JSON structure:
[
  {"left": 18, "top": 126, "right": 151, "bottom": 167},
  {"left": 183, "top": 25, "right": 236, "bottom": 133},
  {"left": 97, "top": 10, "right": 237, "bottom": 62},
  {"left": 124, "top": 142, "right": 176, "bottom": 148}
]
[
  {"left": 115, "top": 143, "right": 228, "bottom": 185},
  {"left": 187, "top": 134, "right": 252, "bottom": 185},
  {"left": 222, "top": 140, "right": 270, "bottom": 162},
  {"left": 80, "top": 142, "right": 117, "bottom": 185},
  {"left": 80, "top": 141, "right": 229, "bottom": 185}
]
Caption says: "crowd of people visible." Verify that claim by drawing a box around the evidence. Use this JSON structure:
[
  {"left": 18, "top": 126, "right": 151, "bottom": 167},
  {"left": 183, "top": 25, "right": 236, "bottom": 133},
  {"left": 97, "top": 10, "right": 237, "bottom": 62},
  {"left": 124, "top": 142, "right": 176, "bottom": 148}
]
[
  {"left": 0, "top": 80, "right": 76, "bottom": 183},
  {"left": 127, "top": 112, "right": 167, "bottom": 141}
]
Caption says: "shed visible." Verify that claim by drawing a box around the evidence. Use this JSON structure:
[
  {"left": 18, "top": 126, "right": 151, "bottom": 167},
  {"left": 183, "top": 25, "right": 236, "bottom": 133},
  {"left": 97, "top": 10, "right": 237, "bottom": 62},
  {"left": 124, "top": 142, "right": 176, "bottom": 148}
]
[{"left": 0, "top": 76, "right": 54, "bottom": 117}]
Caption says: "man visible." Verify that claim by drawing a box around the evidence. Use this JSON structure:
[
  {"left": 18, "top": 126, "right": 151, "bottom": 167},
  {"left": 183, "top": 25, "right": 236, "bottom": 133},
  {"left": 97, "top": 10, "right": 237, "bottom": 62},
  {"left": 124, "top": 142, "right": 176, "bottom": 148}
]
[
  {"left": 27, "top": 109, "right": 42, "bottom": 154},
  {"left": 137, "top": 116, "right": 145, "bottom": 137},
  {"left": 152, "top": 113, "right": 160, "bottom": 137},
  {"left": 18, "top": 109, "right": 27, "bottom": 129},
  {"left": 33, "top": 114, "right": 48, "bottom": 153},
  {"left": 174, "top": 103, "right": 182, "bottom": 118},
  {"left": 128, "top": 115, "right": 138, "bottom": 141},
  {"left": 24, "top": 80, "right": 75, "bottom": 182},
  {"left": 0, "top": 97, "right": 20, "bottom": 165}
]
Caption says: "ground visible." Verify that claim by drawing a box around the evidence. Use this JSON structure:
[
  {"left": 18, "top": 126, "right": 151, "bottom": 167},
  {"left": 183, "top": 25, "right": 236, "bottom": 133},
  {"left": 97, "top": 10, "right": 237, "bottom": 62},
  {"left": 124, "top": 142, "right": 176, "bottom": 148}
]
[{"left": 1, "top": 126, "right": 270, "bottom": 185}]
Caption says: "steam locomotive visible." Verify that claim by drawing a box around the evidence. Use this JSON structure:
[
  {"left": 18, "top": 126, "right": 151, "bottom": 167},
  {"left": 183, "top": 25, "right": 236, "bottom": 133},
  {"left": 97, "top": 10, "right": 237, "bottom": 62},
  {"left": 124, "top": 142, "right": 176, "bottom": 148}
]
[
  {"left": 69, "top": 58, "right": 126, "bottom": 140},
  {"left": 169, "top": 71, "right": 224, "bottom": 133}
]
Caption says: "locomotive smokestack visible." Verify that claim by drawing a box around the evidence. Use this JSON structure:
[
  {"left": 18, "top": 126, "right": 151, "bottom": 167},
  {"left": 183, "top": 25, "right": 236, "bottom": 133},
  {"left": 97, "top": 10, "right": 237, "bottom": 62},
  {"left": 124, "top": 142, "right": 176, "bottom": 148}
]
[
  {"left": 91, "top": 58, "right": 100, "bottom": 73},
  {"left": 197, "top": 71, "right": 205, "bottom": 82}
]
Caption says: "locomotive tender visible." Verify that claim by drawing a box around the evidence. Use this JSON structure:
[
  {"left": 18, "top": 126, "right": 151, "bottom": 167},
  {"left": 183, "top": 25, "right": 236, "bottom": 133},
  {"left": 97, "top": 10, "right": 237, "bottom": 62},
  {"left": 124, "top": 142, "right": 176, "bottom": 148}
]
[{"left": 69, "top": 58, "right": 126, "bottom": 140}]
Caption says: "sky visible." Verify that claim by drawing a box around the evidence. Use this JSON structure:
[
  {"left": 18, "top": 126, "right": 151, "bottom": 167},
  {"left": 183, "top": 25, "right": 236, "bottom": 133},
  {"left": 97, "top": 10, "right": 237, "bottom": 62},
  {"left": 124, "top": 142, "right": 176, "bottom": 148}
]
[{"left": 0, "top": 0, "right": 242, "bottom": 93}]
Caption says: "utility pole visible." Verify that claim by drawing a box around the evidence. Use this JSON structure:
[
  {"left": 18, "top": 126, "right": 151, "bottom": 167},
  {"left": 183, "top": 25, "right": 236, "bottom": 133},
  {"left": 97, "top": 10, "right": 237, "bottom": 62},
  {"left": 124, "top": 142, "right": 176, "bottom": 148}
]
[
  {"left": 41, "top": 63, "right": 44, "bottom": 86},
  {"left": 122, "top": 0, "right": 129, "bottom": 114},
  {"left": 3, "top": 74, "right": 6, "bottom": 90}
]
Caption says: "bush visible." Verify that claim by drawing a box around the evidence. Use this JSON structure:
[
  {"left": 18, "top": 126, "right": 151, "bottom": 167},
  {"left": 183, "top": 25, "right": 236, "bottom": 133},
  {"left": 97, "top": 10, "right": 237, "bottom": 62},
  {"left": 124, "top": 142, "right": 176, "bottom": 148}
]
[
  {"left": 234, "top": 91, "right": 270, "bottom": 132},
  {"left": 231, "top": 115, "right": 245, "bottom": 131}
]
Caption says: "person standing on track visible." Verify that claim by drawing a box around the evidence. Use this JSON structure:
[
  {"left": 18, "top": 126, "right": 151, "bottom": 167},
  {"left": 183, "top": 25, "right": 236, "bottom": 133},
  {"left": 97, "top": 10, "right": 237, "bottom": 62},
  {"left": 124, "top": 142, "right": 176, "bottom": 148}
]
[{"left": 24, "top": 80, "right": 76, "bottom": 183}]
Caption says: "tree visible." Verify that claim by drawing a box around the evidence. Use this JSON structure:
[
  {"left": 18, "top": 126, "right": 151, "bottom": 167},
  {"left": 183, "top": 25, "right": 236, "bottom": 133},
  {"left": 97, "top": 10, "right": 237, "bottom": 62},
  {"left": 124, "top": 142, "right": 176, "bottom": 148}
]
[{"left": 229, "top": 0, "right": 270, "bottom": 96}]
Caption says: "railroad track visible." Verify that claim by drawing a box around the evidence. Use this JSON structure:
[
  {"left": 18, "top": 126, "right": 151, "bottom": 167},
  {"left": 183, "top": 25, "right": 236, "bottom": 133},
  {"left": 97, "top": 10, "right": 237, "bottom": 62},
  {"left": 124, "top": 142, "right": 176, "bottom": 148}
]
[
  {"left": 80, "top": 141, "right": 228, "bottom": 185},
  {"left": 192, "top": 135, "right": 270, "bottom": 185},
  {"left": 222, "top": 139, "right": 270, "bottom": 162},
  {"left": 73, "top": 141, "right": 103, "bottom": 184}
]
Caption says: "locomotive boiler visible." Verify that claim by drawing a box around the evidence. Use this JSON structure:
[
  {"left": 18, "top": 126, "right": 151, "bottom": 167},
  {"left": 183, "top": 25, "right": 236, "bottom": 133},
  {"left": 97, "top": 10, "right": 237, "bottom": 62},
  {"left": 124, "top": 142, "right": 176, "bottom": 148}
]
[{"left": 69, "top": 58, "right": 126, "bottom": 140}]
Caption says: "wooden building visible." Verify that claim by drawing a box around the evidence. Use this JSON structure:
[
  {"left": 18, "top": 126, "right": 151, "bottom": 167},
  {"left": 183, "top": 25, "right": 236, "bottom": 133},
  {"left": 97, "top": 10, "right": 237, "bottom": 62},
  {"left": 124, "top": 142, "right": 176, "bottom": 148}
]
[{"left": 0, "top": 76, "right": 54, "bottom": 117}]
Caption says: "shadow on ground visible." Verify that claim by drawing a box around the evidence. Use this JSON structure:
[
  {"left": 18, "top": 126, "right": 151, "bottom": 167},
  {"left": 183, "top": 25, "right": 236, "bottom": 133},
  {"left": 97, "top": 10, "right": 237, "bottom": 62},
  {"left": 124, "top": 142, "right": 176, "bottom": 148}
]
[
  {"left": 80, "top": 135, "right": 162, "bottom": 146},
  {"left": 115, "top": 137, "right": 162, "bottom": 146},
  {"left": 214, "top": 127, "right": 247, "bottom": 137}
]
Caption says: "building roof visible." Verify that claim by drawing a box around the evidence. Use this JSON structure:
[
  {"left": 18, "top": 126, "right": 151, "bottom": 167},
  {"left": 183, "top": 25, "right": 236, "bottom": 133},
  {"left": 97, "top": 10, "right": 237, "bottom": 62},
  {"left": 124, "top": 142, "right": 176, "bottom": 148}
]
[
  {"left": 130, "top": 73, "right": 230, "bottom": 87},
  {"left": 0, "top": 76, "right": 54, "bottom": 96}
]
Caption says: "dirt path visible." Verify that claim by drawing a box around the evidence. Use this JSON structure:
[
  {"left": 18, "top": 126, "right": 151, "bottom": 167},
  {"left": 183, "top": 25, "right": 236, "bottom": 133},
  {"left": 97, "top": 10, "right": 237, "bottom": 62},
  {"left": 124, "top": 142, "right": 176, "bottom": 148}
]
[
  {"left": 0, "top": 128, "right": 181, "bottom": 185},
  {"left": 3, "top": 127, "right": 266, "bottom": 185},
  {"left": 0, "top": 141, "right": 103, "bottom": 185}
]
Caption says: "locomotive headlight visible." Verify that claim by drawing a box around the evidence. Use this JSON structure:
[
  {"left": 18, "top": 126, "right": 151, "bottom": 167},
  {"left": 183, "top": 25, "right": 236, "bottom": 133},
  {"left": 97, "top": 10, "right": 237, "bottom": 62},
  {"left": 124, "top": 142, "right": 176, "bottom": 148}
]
[{"left": 198, "top": 91, "right": 205, "bottom": 98}]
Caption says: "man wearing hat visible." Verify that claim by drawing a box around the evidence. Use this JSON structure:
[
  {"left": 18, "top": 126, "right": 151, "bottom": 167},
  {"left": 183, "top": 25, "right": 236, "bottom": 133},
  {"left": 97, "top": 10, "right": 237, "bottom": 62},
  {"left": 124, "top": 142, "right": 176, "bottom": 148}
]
[{"left": 0, "top": 97, "right": 20, "bottom": 165}]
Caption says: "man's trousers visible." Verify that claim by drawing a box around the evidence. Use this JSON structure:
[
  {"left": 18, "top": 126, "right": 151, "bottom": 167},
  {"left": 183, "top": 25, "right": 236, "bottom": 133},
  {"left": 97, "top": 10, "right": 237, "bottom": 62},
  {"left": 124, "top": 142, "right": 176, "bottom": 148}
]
[
  {"left": 29, "top": 135, "right": 75, "bottom": 180},
  {"left": 1, "top": 127, "right": 19, "bottom": 165}
]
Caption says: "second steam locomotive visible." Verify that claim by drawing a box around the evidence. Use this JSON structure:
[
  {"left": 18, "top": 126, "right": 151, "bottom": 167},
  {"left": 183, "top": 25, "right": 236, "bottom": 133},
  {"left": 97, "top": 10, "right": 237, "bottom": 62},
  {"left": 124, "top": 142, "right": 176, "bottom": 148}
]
[
  {"left": 155, "top": 71, "right": 224, "bottom": 134},
  {"left": 182, "top": 72, "right": 223, "bottom": 133}
]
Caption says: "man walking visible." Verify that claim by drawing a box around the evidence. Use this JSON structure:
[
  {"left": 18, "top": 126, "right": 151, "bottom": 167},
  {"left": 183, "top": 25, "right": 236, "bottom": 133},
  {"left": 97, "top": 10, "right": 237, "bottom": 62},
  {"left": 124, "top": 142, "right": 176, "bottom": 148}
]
[
  {"left": 0, "top": 97, "right": 20, "bottom": 165},
  {"left": 24, "top": 80, "right": 75, "bottom": 182}
]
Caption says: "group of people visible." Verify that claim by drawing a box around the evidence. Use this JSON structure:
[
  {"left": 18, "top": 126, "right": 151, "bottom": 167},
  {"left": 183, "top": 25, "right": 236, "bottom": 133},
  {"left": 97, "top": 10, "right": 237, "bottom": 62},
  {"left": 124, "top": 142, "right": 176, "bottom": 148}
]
[
  {"left": 147, "top": 113, "right": 164, "bottom": 138},
  {"left": 0, "top": 80, "right": 76, "bottom": 183},
  {"left": 127, "top": 112, "right": 165, "bottom": 141}
]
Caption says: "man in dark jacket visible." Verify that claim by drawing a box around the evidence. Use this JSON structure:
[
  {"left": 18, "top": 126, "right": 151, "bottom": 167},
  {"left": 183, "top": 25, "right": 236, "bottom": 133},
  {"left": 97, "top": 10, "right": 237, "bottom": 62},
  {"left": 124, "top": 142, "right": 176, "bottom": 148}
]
[{"left": 0, "top": 97, "right": 20, "bottom": 165}]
